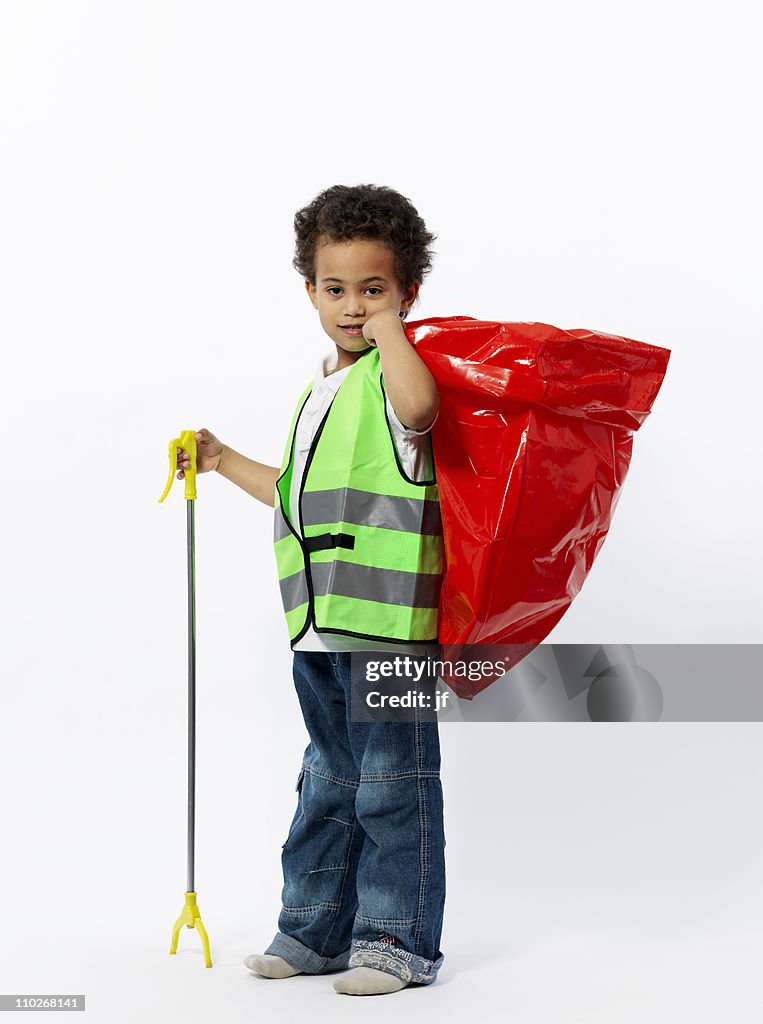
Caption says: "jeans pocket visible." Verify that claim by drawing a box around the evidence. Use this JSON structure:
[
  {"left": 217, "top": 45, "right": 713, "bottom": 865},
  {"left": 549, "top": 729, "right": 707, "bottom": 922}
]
[{"left": 281, "top": 767, "right": 306, "bottom": 849}]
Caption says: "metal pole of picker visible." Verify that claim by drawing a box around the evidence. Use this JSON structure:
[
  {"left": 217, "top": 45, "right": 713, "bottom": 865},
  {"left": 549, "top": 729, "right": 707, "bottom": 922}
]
[{"left": 159, "top": 430, "right": 212, "bottom": 968}]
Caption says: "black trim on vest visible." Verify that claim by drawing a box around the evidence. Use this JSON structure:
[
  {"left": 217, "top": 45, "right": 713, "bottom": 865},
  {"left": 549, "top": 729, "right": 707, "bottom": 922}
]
[
  {"left": 274, "top": 386, "right": 319, "bottom": 647},
  {"left": 274, "top": 386, "right": 313, "bottom": 534},
  {"left": 379, "top": 372, "right": 438, "bottom": 487},
  {"left": 296, "top": 399, "right": 337, "bottom": 644},
  {"left": 294, "top": 625, "right": 440, "bottom": 647},
  {"left": 304, "top": 531, "right": 356, "bottom": 553}
]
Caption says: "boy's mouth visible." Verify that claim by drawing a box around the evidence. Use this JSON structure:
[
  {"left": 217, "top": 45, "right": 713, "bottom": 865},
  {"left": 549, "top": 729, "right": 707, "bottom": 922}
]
[{"left": 339, "top": 324, "right": 365, "bottom": 335}]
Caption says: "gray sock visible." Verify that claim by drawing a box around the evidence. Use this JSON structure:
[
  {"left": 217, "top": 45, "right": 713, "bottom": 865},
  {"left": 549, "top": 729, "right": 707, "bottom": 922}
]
[
  {"left": 243, "top": 953, "right": 303, "bottom": 979},
  {"left": 333, "top": 966, "right": 407, "bottom": 995}
]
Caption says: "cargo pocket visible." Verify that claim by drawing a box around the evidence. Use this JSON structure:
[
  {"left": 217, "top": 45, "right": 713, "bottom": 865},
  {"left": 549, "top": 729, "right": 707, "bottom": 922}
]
[{"left": 281, "top": 767, "right": 306, "bottom": 849}]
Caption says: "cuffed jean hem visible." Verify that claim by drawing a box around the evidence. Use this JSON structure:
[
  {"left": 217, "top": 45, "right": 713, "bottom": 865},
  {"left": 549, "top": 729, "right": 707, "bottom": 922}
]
[
  {"left": 263, "top": 932, "right": 352, "bottom": 975},
  {"left": 349, "top": 941, "right": 445, "bottom": 985}
]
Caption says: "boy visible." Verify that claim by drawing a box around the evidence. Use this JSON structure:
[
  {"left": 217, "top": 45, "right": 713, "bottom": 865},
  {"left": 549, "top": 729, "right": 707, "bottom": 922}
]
[{"left": 176, "top": 184, "right": 446, "bottom": 996}]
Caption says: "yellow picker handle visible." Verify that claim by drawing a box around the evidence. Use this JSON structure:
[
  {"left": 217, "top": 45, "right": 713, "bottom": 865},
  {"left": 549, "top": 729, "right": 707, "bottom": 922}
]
[{"left": 158, "top": 429, "right": 198, "bottom": 502}]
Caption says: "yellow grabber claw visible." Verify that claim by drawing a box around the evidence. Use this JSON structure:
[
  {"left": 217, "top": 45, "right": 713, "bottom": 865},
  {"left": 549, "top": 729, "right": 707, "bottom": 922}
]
[
  {"left": 158, "top": 430, "right": 197, "bottom": 502},
  {"left": 170, "top": 892, "right": 212, "bottom": 967}
]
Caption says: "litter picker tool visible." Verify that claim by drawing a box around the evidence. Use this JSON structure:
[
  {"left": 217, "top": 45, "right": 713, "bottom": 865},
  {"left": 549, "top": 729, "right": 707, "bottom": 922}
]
[{"left": 159, "top": 430, "right": 213, "bottom": 968}]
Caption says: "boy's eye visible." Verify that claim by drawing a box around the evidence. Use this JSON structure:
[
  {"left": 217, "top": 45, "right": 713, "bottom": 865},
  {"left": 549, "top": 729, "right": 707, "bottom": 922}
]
[{"left": 326, "top": 287, "right": 383, "bottom": 296}]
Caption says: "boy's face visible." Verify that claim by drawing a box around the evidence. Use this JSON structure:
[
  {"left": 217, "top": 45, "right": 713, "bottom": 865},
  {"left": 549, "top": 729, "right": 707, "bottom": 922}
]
[{"left": 305, "top": 236, "right": 419, "bottom": 357}]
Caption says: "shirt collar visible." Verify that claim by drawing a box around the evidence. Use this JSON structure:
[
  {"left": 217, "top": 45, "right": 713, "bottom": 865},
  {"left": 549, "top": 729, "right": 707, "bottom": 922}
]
[{"left": 314, "top": 350, "right": 352, "bottom": 390}]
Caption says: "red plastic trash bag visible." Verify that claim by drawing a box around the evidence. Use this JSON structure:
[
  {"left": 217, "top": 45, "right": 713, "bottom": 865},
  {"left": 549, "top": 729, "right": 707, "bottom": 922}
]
[{"left": 404, "top": 316, "right": 671, "bottom": 698}]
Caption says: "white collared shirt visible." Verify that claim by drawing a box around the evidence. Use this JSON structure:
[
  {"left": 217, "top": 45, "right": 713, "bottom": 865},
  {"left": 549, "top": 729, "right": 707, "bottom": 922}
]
[{"left": 288, "top": 349, "right": 439, "bottom": 654}]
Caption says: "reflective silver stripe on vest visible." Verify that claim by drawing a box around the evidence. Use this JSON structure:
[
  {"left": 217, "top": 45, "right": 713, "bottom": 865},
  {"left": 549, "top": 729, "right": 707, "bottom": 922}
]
[
  {"left": 301, "top": 487, "right": 442, "bottom": 536},
  {"left": 279, "top": 569, "right": 309, "bottom": 614},
  {"left": 311, "top": 560, "right": 441, "bottom": 608},
  {"left": 274, "top": 506, "right": 292, "bottom": 542}
]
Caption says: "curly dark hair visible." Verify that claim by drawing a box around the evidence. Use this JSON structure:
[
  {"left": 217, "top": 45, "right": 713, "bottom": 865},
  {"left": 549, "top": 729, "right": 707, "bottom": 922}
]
[{"left": 292, "top": 184, "right": 437, "bottom": 320}]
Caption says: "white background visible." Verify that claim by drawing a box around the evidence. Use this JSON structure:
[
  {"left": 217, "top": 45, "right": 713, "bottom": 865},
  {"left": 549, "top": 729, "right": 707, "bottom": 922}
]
[{"left": 1, "top": 1, "right": 761, "bottom": 1021}]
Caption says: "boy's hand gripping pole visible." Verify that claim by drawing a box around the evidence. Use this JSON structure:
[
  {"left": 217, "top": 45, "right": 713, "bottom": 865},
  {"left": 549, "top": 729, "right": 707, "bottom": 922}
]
[{"left": 159, "top": 431, "right": 212, "bottom": 968}]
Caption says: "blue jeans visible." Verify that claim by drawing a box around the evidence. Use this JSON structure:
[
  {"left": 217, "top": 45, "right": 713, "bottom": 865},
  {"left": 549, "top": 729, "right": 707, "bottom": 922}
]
[{"left": 264, "top": 650, "right": 446, "bottom": 985}]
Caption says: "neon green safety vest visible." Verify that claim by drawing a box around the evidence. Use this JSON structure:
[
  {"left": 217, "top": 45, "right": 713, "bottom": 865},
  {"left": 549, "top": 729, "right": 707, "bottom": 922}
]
[{"left": 273, "top": 346, "right": 444, "bottom": 647}]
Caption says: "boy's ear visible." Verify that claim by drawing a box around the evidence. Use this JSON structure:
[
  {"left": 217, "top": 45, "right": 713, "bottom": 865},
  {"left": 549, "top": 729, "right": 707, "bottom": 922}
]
[
  {"left": 305, "top": 278, "right": 317, "bottom": 307},
  {"left": 401, "top": 280, "right": 420, "bottom": 313}
]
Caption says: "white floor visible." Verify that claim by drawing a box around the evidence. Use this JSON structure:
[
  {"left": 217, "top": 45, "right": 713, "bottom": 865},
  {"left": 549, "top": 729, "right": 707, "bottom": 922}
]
[{"left": 2, "top": 898, "right": 761, "bottom": 1023}]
